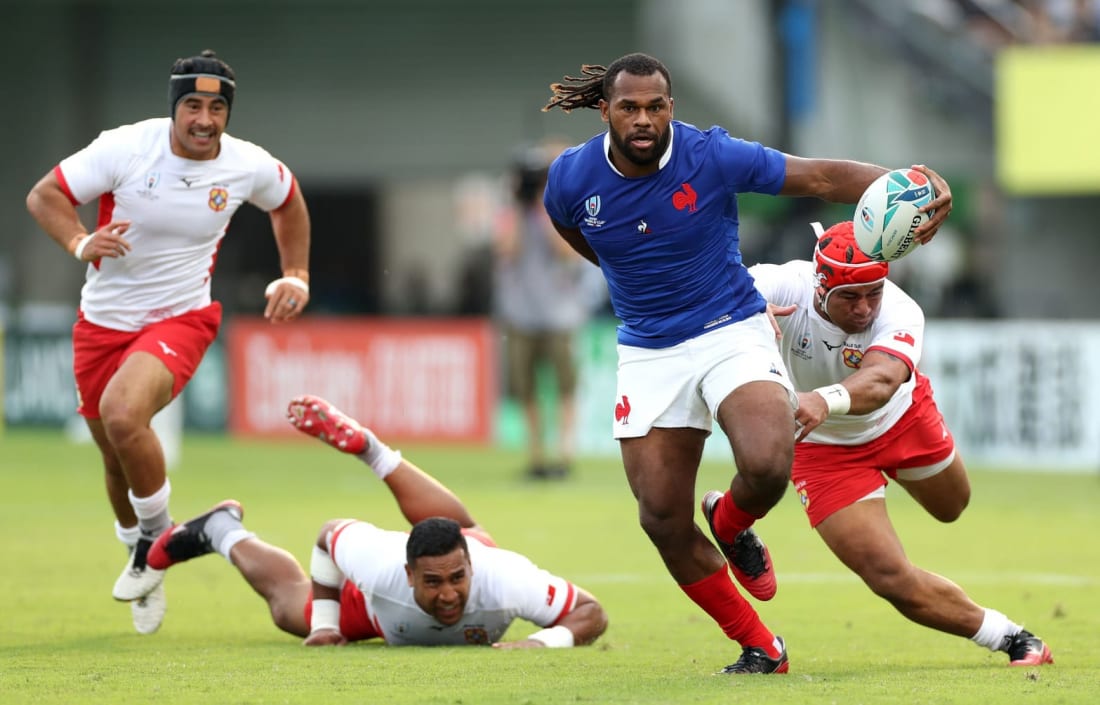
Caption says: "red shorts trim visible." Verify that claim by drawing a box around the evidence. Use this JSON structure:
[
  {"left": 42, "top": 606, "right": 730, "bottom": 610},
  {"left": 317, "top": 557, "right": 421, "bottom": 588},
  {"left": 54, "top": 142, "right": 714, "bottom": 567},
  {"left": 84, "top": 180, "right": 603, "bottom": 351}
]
[
  {"left": 792, "top": 376, "right": 955, "bottom": 528},
  {"left": 72, "top": 303, "right": 222, "bottom": 418}
]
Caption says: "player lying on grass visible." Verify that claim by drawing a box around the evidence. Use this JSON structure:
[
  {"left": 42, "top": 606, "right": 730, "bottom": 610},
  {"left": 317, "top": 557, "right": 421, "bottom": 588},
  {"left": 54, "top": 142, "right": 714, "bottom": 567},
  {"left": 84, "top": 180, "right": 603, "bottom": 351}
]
[
  {"left": 742, "top": 220, "right": 1052, "bottom": 667},
  {"left": 145, "top": 395, "right": 608, "bottom": 648}
]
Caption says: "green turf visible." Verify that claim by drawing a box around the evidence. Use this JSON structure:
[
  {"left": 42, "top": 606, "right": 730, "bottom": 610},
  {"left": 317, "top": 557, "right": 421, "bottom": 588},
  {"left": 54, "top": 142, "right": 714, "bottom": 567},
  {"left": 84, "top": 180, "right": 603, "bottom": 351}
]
[{"left": 1, "top": 429, "right": 1097, "bottom": 704}]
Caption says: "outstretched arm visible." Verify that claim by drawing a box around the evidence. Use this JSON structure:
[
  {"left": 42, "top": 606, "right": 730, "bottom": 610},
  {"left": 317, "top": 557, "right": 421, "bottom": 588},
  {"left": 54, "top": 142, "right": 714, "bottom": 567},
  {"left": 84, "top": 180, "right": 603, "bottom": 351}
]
[
  {"left": 780, "top": 157, "right": 952, "bottom": 244},
  {"left": 492, "top": 587, "right": 609, "bottom": 649}
]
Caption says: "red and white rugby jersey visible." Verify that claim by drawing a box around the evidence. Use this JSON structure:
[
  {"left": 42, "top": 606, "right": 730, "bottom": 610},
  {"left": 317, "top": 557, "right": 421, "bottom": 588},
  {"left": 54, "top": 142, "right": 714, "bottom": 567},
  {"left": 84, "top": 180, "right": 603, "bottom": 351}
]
[
  {"left": 57, "top": 117, "right": 295, "bottom": 331},
  {"left": 749, "top": 260, "right": 925, "bottom": 446},
  {"left": 330, "top": 521, "right": 577, "bottom": 646}
]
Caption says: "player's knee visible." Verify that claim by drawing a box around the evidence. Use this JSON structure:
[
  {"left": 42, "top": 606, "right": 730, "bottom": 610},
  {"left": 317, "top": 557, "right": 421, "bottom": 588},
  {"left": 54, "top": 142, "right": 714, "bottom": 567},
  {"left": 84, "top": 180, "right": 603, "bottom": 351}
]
[
  {"left": 928, "top": 495, "right": 969, "bottom": 523},
  {"left": 859, "top": 561, "right": 916, "bottom": 602},
  {"left": 98, "top": 401, "right": 143, "bottom": 446},
  {"left": 737, "top": 457, "right": 790, "bottom": 505},
  {"left": 270, "top": 598, "right": 308, "bottom": 637},
  {"left": 637, "top": 505, "right": 690, "bottom": 550}
]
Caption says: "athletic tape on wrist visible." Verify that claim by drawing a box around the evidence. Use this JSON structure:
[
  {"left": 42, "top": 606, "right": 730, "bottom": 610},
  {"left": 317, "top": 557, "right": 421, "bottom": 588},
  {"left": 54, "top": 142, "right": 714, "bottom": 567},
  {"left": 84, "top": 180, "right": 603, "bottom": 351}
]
[
  {"left": 73, "top": 234, "right": 94, "bottom": 261},
  {"left": 527, "top": 625, "right": 575, "bottom": 648},
  {"left": 310, "top": 545, "right": 344, "bottom": 588},
  {"left": 264, "top": 275, "right": 309, "bottom": 297},
  {"left": 814, "top": 383, "right": 851, "bottom": 415},
  {"left": 309, "top": 598, "right": 341, "bottom": 634}
]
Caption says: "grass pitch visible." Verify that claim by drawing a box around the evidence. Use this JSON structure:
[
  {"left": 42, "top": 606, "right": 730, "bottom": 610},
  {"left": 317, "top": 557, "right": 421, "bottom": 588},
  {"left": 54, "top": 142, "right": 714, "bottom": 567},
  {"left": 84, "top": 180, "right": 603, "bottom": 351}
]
[{"left": 1, "top": 429, "right": 1097, "bottom": 704}]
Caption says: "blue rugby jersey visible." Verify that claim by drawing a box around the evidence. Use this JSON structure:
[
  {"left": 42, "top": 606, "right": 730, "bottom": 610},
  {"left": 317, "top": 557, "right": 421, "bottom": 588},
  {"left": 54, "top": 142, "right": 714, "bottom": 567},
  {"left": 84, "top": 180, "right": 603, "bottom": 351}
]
[{"left": 544, "top": 121, "right": 786, "bottom": 348}]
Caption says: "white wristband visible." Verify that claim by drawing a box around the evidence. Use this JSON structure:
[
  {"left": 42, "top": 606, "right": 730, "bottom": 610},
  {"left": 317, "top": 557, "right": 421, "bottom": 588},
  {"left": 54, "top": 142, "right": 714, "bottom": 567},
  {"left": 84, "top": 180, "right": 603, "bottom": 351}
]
[
  {"left": 309, "top": 598, "right": 341, "bottom": 634},
  {"left": 814, "top": 383, "right": 851, "bottom": 415},
  {"left": 73, "top": 234, "right": 94, "bottom": 261},
  {"left": 265, "top": 276, "right": 309, "bottom": 297},
  {"left": 310, "top": 545, "right": 343, "bottom": 588},
  {"left": 527, "top": 625, "right": 575, "bottom": 648}
]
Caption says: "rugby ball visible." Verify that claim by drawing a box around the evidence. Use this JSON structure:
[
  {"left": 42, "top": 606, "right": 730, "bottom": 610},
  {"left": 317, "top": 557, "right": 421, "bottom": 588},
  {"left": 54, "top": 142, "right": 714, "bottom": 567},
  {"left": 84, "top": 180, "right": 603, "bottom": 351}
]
[{"left": 853, "top": 169, "right": 935, "bottom": 262}]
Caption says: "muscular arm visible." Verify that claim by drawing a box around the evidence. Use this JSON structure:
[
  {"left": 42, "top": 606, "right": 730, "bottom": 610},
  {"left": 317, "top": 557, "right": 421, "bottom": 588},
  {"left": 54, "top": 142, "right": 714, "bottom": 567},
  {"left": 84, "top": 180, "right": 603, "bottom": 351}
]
[
  {"left": 269, "top": 179, "right": 311, "bottom": 277},
  {"left": 554, "top": 587, "right": 609, "bottom": 646},
  {"left": 26, "top": 170, "right": 132, "bottom": 261},
  {"left": 779, "top": 156, "right": 887, "bottom": 203},
  {"left": 781, "top": 157, "right": 953, "bottom": 241},
  {"left": 493, "top": 586, "right": 609, "bottom": 649},
  {"left": 550, "top": 220, "right": 600, "bottom": 266},
  {"left": 795, "top": 349, "right": 912, "bottom": 438},
  {"left": 264, "top": 181, "right": 312, "bottom": 321}
]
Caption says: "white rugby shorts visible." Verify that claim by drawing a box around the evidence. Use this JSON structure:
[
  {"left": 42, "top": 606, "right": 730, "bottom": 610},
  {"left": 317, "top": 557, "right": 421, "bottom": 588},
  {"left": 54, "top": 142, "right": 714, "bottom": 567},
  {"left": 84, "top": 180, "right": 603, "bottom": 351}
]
[{"left": 612, "top": 313, "right": 796, "bottom": 439}]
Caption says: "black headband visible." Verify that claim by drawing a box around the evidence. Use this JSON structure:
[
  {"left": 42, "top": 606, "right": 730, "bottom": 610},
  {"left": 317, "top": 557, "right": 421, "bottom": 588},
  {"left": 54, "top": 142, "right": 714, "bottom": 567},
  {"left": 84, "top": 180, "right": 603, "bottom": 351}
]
[{"left": 169, "top": 73, "right": 236, "bottom": 119}]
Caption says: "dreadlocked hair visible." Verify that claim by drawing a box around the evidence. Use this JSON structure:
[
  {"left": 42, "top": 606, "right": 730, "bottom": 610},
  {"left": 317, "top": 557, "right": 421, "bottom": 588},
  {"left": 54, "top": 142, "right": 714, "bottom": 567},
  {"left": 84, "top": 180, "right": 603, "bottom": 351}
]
[
  {"left": 542, "top": 53, "right": 672, "bottom": 113},
  {"left": 542, "top": 64, "right": 607, "bottom": 113}
]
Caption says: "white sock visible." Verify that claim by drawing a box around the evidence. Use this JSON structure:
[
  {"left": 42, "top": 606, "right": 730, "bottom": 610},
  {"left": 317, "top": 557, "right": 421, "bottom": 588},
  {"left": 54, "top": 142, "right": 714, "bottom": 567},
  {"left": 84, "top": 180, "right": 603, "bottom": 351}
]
[
  {"left": 358, "top": 427, "right": 402, "bottom": 480},
  {"left": 218, "top": 529, "right": 256, "bottom": 562},
  {"left": 129, "top": 479, "right": 173, "bottom": 536},
  {"left": 970, "top": 608, "right": 1022, "bottom": 651},
  {"left": 115, "top": 521, "right": 141, "bottom": 548}
]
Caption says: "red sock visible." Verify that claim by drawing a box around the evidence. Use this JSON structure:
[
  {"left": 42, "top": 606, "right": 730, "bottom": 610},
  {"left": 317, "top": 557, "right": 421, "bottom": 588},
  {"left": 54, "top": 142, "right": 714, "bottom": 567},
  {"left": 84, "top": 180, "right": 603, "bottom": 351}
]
[
  {"left": 679, "top": 566, "right": 780, "bottom": 657},
  {"left": 713, "top": 491, "right": 760, "bottom": 543}
]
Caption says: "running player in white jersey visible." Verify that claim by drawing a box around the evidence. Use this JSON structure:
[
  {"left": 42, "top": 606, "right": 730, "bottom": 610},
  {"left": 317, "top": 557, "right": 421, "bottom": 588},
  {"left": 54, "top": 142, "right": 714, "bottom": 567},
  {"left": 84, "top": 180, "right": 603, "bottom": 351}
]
[
  {"left": 144, "top": 396, "right": 609, "bottom": 649},
  {"left": 25, "top": 50, "right": 311, "bottom": 635},
  {"left": 541, "top": 53, "right": 953, "bottom": 675},
  {"left": 747, "top": 220, "right": 1053, "bottom": 667}
]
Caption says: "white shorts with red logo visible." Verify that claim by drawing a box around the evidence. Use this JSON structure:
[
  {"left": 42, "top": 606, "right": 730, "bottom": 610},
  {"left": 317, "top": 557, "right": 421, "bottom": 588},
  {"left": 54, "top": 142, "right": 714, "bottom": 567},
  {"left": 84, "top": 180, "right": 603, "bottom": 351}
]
[
  {"left": 792, "top": 376, "right": 956, "bottom": 528},
  {"left": 612, "top": 313, "right": 796, "bottom": 439}
]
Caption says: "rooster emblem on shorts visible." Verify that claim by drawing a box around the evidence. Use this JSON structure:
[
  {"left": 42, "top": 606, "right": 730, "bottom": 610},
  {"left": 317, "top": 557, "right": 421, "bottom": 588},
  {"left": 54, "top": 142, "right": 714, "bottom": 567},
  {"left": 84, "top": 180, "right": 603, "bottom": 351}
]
[{"left": 614, "top": 395, "right": 631, "bottom": 425}]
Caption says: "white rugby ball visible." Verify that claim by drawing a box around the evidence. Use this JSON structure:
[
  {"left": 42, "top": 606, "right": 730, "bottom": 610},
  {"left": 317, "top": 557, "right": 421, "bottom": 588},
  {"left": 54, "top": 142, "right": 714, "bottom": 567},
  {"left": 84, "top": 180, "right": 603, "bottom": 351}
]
[{"left": 854, "top": 169, "right": 935, "bottom": 262}]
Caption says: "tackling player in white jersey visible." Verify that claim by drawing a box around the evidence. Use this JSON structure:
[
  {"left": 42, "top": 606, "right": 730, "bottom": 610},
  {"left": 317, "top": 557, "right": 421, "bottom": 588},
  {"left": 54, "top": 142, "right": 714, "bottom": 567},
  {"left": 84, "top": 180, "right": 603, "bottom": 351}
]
[
  {"left": 747, "top": 220, "right": 1053, "bottom": 667},
  {"left": 144, "top": 396, "right": 609, "bottom": 649},
  {"left": 25, "top": 50, "right": 311, "bottom": 635}
]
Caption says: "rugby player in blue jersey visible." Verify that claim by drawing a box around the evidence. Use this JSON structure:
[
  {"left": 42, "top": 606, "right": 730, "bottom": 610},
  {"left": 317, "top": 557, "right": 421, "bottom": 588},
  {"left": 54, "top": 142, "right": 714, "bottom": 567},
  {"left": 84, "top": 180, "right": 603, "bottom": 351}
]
[{"left": 541, "top": 53, "right": 952, "bottom": 674}]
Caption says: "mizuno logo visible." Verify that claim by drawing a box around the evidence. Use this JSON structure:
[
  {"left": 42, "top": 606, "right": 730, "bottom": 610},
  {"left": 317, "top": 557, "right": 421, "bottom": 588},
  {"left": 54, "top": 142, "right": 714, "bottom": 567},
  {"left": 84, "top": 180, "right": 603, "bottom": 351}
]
[
  {"left": 822, "top": 340, "right": 845, "bottom": 351},
  {"left": 157, "top": 341, "right": 178, "bottom": 357},
  {"left": 180, "top": 177, "right": 197, "bottom": 187}
]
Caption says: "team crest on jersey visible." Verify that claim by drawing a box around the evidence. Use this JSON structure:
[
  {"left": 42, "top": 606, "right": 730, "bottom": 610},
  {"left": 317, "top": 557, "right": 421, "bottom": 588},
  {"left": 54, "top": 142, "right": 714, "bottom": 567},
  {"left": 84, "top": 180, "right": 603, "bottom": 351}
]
[
  {"left": 208, "top": 187, "right": 229, "bottom": 211},
  {"left": 843, "top": 347, "right": 863, "bottom": 369},
  {"left": 463, "top": 627, "right": 490, "bottom": 645}
]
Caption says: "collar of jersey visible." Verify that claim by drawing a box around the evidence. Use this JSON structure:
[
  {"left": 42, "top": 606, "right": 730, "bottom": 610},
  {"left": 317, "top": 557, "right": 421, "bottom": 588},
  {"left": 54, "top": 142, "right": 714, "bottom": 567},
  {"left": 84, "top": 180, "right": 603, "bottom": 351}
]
[{"left": 603, "top": 121, "right": 675, "bottom": 177}]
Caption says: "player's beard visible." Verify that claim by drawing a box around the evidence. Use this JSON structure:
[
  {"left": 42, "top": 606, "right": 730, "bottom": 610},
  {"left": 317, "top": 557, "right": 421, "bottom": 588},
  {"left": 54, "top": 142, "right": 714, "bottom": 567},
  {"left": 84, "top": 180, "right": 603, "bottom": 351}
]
[{"left": 609, "top": 124, "right": 670, "bottom": 168}]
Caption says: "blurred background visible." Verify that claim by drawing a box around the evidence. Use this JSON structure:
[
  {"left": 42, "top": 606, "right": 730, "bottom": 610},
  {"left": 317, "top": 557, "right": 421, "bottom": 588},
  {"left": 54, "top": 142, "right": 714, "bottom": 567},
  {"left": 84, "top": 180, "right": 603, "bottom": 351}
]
[{"left": 2, "top": 0, "right": 1098, "bottom": 470}]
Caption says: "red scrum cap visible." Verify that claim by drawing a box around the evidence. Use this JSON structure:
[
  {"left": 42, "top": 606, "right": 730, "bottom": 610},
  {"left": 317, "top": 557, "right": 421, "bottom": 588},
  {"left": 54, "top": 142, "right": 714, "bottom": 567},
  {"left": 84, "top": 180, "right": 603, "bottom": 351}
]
[{"left": 812, "top": 221, "right": 889, "bottom": 311}]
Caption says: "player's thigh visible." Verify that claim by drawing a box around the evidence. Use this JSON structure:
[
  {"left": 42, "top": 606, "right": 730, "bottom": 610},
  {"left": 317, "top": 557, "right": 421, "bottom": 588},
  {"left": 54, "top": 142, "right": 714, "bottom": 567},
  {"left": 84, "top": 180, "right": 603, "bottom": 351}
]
[
  {"left": 620, "top": 428, "right": 707, "bottom": 522},
  {"left": 715, "top": 380, "right": 797, "bottom": 474},
  {"left": 100, "top": 351, "right": 175, "bottom": 421},
  {"left": 895, "top": 452, "right": 970, "bottom": 522},
  {"left": 814, "top": 497, "right": 908, "bottom": 578}
]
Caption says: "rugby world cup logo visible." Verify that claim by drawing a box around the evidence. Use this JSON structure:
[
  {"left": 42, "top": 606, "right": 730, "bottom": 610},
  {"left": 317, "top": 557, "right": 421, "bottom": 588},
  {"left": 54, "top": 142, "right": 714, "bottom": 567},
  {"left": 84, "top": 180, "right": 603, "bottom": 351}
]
[{"left": 585, "top": 195, "right": 601, "bottom": 217}]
